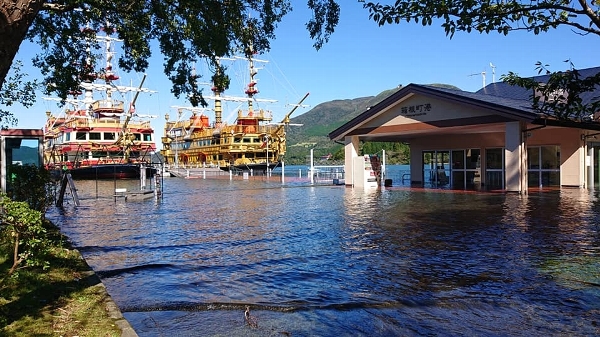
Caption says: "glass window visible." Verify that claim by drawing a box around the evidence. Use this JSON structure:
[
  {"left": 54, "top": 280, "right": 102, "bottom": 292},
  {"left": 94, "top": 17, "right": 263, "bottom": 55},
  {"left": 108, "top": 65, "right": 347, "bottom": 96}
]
[
  {"left": 486, "top": 171, "right": 504, "bottom": 190},
  {"left": 89, "top": 132, "right": 101, "bottom": 140},
  {"left": 541, "top": 146, "right": 560, "bottom": 169},
  {"left": 527, "top": 146, "right": 560, "bottom": 187},
  {"left": 76, "top": 132, "right": 86, "bottom": 140},
  {"left": 486, "top": 148, "right": 503, "bottom": 169},
  {"left": 528, "top": 147, "right": 540, "bottom": 169},
  {"left": 452, "top": 150, "right": 464, "bottom": 169},
  {"left": 466, "top": 149, "right": 480, "bottom": 170},
  {"left": 143, "top": 134, "right": 152, "bottom": 142},
  {"left": 104, "top": 132, "right": 116, "bottom": 140}
]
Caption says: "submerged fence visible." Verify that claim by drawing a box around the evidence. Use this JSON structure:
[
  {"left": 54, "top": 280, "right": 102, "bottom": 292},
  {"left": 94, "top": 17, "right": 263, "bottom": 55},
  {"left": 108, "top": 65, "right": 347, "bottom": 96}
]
[{"left": 166, "top": 164, "right": 346, "bottom": 185}]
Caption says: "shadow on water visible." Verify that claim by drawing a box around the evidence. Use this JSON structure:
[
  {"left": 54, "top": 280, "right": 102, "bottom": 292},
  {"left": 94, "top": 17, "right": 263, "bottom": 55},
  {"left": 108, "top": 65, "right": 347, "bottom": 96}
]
[{"left": 48, "top": 178, "right": 600, "bottom": 336}]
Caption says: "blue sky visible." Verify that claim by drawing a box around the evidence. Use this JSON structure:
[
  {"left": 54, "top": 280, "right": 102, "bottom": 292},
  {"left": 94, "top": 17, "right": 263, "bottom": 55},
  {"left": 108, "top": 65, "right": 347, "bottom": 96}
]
[{"left": 9, "top": 2, "right": 599, "bottom": 145}]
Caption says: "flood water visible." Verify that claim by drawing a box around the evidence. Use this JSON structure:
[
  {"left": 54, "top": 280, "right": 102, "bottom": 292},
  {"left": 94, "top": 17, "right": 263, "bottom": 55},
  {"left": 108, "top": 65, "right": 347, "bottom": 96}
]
[{"left": 48, "top": 171, "right": 600, "bottom": 336}]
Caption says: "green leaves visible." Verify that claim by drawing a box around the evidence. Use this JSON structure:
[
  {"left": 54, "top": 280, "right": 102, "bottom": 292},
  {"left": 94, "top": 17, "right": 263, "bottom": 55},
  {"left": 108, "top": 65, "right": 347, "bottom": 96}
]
[
  {"left": 0, "top": 61, "right": 38, "bottom": 128},
  {"left": 362, "top": 0, "right": 600, "bottom": 122},
  {"left": 0, "top": 195, "right": 50, "bottom": 276},
  {"left": 0, "top": 164, "right": 55, "bottom": 278},
  {"left": 307, "top": 0, "right": 341, "bottom": 50},
  {"left": 363, "top": 0, "right": 600, "bottom": 38},
  {"left": 502, "top": 61, "right": 600, "bottom": 121},
  {"left": 20, "top": 0, "right": 297, "bottom": 105},
  {"left": 7, "top": 164, "right": 55, "bottom": 213}
]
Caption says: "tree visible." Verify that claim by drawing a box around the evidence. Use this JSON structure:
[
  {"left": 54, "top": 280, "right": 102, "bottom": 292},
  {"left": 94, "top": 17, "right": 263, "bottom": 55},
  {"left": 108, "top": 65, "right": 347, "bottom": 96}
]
[
  {"left": 0, "top": 0, "right": 340, "bottom": 110},
  {"left": 361, "top": 0, "right": 600, "bottom": 121}
]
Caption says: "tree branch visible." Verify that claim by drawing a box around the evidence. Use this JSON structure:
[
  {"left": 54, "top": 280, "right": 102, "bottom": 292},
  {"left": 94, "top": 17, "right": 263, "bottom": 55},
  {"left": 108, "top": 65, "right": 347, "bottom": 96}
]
[{"left": 40, "top": 2, "right": 79, "bottom": 13}]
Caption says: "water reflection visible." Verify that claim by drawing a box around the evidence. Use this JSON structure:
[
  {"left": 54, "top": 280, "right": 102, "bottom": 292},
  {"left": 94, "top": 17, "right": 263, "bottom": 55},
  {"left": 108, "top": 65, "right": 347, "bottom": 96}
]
[{"left": 48, "top": 179, "right": 600, "bottom": 336}]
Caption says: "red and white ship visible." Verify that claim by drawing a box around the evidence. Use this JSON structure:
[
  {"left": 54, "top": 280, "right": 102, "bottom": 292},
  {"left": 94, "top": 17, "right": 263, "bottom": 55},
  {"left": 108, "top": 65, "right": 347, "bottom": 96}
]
[{"left": 43, "top": 30, "right": 157, "bottom": 179}]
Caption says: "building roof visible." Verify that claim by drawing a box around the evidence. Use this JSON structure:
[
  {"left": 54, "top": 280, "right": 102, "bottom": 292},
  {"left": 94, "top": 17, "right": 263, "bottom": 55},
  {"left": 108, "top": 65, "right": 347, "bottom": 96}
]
[
  {"left": 476, "top": 66, "right": 600, "bottom": 105},
  {"left": 329, "top": 66, "right": 600, "bottom": 141},
  {"left": 0, "top": 129, "right": 44, "bottom": 137}
]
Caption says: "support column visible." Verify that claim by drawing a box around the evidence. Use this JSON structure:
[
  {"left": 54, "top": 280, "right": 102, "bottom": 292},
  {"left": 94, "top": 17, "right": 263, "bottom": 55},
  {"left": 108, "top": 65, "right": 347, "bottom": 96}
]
[
  {"left": 344, "top": 136, "right": 360, "bottom": 186},
  {"left": 505, "top": 121, "right": 527, "bottom": 193},
  {"left": 588, "top": 145, "right": 594, "bottom": 190}
]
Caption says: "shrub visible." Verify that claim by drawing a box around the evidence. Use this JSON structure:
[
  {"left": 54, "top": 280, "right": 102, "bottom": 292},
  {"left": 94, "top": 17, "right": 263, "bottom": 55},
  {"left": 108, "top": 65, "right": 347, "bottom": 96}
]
[{"left": 0, "top": 195, "right": 50, "bottom": 278}]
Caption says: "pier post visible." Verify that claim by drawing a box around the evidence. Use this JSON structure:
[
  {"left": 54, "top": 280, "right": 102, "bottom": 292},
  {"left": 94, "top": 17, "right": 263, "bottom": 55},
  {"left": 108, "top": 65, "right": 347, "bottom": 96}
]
[
  {"left": 140, "top": 164, "right": 146, "bottom": 190},
  {"left": 310, "top": 149, "right": 314, "bottom": 184}
]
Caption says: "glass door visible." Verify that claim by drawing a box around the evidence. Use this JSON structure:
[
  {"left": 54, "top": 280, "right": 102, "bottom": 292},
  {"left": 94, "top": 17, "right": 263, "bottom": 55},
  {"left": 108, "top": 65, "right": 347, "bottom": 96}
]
[
  {"left": 594, "top": 146, "right": 600, "bottom": 190},
  {"left": 423, "top": 150, "right": 450, "bottom": 188}
]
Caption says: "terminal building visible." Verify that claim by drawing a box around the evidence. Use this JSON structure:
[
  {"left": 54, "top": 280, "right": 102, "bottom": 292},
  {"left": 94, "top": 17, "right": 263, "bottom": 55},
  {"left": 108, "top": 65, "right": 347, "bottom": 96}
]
[{"left": 329, "top": 67, "right": 600, "bottom": 193}]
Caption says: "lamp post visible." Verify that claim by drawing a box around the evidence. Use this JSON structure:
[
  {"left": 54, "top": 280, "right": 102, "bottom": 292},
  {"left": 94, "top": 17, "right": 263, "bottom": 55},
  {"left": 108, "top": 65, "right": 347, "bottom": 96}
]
[
  {"left": 173, "top": 110, "right": 183, "bottom": 168},
  {"left": 165, "top": 110, "right": 183, "bottom": 169},
  {"left": 264, "top": 135, "right": 270, "bottom": 177}
]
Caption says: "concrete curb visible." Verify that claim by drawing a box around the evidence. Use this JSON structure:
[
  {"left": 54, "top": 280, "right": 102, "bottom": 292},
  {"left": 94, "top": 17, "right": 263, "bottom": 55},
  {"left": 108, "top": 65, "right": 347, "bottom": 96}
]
[
  {"left": 80, "top": 265, "right": 139, "bottom": 336},
  {"left": 96, "top": 280, "right": 139, "bottom": 337}
]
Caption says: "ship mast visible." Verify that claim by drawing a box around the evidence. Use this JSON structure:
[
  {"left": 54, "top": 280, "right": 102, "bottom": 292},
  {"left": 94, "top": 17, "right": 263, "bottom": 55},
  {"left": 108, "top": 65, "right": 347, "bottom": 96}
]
[
  {"left": 244, "top": 47, "right": 259, "bottom": 115},
  {"left": 212, "top": 59, "right": 224, "bottom": 126}
]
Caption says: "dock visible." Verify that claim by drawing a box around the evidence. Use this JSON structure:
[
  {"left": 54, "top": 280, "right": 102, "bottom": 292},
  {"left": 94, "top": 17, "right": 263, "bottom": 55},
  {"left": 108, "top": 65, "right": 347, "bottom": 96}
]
[{"left": 114, "top": 188, "right": 156, "bottom": 201}]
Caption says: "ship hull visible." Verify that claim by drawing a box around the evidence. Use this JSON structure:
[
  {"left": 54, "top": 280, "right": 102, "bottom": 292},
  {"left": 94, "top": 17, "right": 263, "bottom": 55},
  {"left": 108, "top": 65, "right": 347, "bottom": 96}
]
[{"left": 66, "top": 164, "right": 156, "bottom": 180}]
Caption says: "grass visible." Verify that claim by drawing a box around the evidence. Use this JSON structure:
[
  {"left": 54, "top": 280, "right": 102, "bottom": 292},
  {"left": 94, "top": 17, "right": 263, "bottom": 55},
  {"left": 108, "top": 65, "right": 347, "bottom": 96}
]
[{"left": 0, "top": 220, "right": 122, "bottom": 337}]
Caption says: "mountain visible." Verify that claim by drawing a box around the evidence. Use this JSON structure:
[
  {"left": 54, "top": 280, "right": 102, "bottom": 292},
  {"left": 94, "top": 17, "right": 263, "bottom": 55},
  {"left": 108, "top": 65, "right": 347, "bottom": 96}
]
[
  {"left": 12, "top": 146, "right": 40, "bottom": 165},
  {"left": 284, "top": 84, "right": 460, "bottom": 165}
]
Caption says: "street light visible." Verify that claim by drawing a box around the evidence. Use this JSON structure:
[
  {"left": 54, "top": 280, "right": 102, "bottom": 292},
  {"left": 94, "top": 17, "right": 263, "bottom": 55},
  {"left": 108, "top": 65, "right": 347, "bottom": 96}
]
[
  {"left": 263, "top": 135, "right": 270, "bottom": 176},
  {"left": 164, "top": 109, "right": 183, "bottom": 169}
]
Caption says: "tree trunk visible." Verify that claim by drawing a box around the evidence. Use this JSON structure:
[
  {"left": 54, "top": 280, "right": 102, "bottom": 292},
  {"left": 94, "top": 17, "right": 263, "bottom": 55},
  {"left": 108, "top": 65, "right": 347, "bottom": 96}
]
[
  {"left": 9, "top": 231, "right": 22, "bottom": 275},
  {"left": 0, "top": 0, "right": 44, "bottom": 91}
]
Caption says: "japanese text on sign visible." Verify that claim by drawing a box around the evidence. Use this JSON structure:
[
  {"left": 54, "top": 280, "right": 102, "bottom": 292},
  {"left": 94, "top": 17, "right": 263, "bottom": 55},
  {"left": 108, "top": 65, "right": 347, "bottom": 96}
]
[{"left": 400, "top": 103, "right": 431, "bottom": 117}]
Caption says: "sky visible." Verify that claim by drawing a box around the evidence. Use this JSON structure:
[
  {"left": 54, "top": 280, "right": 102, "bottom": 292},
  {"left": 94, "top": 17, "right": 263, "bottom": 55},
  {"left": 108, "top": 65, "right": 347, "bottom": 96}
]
[{"left": 7, "top": 2, "right": 600, "bottom": 148}]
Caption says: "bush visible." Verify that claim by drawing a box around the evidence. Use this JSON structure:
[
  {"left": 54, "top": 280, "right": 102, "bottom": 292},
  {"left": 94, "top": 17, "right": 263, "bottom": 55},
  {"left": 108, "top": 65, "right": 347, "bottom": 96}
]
[
  {"left": 7, "top": 163, "right": 55, "bottom": 212},
  {"left": 0, "top": 195, "right": 50, "bottom": 277}
]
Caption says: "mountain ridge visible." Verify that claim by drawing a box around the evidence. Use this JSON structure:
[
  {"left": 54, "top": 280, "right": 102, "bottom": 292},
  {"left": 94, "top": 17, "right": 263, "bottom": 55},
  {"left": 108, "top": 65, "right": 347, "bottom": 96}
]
[{"left": 284, "top": 84, "right": 460, "bottom": 164}]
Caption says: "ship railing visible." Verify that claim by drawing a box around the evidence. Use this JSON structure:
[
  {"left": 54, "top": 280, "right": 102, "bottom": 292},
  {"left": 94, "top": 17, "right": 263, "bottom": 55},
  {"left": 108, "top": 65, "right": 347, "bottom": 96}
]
[{"left": 91, "top": 99, "right": 125, "bottom": 111}]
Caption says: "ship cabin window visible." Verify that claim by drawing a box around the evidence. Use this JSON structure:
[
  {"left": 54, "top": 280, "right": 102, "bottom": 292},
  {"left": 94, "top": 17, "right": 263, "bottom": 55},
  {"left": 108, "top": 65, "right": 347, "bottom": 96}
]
[
  {"left": 253, "top": 138, "right": 260, "bottom": 143},
  {"left": 234, "top": 137, "right": 242, "bottom": 143},
  {"left": 89, "top": 132, "right": 101, "bottom": 140},
  {"left": 143, "top": 134, "right": 152, "bottom": 142},
  {"left": 243, "top": 138, "right": 251, "bottom": 143},
  {"left": 64, "top": 133, "right": 71, "bottom": 141},
  {"left": 218, "top": 155, "right": 223, "bottom": 160},
  {"left": 104, "top": 132, "right": 116, "bottom": 140},
  {"left": 134, "top": 134, "right": 141, "bottom": 141},
  {"left": 76, "top": 132, "right": 87, "bottom": 140}
]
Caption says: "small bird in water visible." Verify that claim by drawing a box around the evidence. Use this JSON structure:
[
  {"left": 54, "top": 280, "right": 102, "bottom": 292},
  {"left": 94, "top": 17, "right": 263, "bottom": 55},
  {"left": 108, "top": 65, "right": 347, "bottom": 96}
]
[{"left": 245, "top": 306, "right": 258, "bottom": 328}]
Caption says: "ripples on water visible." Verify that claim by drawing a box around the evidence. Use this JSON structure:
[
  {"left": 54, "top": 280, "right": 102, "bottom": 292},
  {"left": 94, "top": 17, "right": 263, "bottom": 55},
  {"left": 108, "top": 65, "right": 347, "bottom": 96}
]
[{"left": 49, "top": 177, "right": 600, "bottom": 336}]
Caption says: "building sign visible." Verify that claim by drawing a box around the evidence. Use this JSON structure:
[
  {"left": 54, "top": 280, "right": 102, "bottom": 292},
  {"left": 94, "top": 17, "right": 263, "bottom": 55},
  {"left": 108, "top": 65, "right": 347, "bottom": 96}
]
[{"left": 400, "top": 103, "right": 432, "bottom": 117}]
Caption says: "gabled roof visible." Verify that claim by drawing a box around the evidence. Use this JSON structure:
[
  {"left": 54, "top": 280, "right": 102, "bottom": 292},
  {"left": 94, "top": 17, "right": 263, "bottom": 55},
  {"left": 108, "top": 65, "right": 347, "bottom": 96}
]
[
  {"left": 476, "top": 66, "right": 600, "bottom": 105},
  {"left": 329, "top": 67, "right": 600, "bottom": 141}
]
